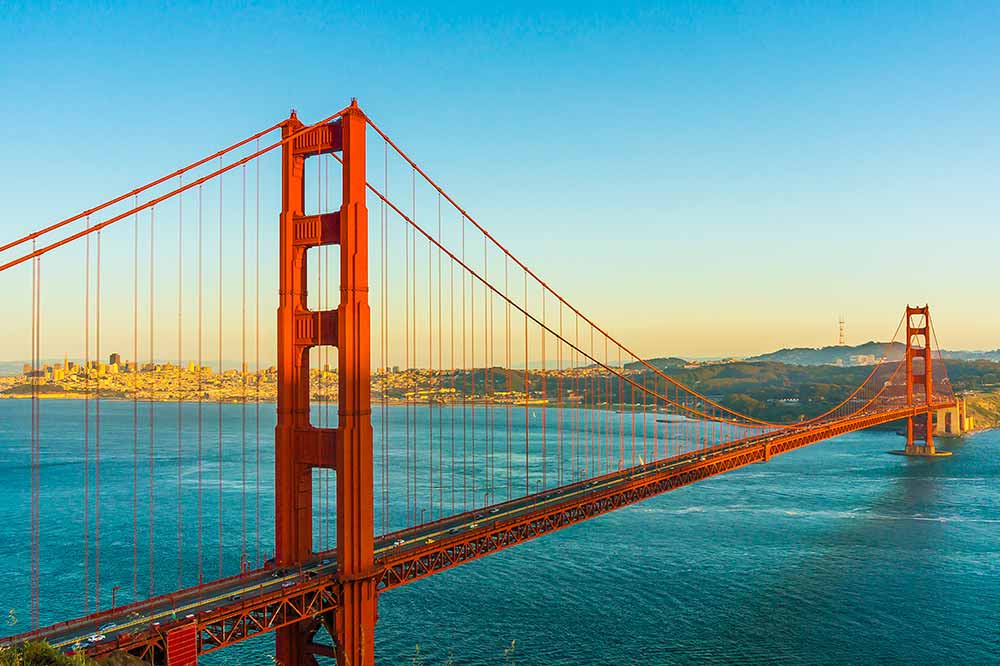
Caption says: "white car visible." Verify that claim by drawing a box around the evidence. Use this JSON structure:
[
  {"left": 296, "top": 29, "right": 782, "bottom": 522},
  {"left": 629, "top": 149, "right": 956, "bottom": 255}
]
[
  {"left": 87, "top": 634, "right": 106, "bottom": 644},
  {"left": 392, "top": 538, "right": 405, "bottom": 547}
]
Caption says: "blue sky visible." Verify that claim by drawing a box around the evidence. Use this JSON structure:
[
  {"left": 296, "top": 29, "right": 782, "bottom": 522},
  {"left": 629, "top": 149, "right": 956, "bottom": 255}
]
[{"left": 1, "top": 1, "right": 998, "bottom": 358}]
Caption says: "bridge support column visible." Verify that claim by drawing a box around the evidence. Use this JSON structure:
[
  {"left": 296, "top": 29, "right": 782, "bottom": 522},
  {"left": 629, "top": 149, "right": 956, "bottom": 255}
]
[
  {"left": 891, "top": 306, "right": 951, "bottom": 458},
  {"left": 332, "top": 101, "right": 377, "bottom": 666},
  {"left": 934, "top": 397, "right": 970, "bottom": 437},
  {"left": 275, "top": 101, "right": 377, "bottom": 665}
]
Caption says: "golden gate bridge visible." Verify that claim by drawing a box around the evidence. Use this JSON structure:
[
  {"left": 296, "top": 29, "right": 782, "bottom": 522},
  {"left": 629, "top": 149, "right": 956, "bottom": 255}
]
[{"left": 0, "top": 101, "right": 955, "bottom": 664}]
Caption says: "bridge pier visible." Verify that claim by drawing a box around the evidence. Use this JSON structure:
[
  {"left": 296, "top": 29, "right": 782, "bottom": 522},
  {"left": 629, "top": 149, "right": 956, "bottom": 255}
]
[
  {"left": 934, "top": 396, "right": 973, "bottom": 437},
  {"left": 890, "top": 417, "right": 951, "bottom": 457}
]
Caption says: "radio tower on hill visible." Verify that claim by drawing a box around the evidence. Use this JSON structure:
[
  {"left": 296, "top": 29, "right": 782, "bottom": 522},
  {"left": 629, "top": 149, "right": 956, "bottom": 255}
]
[{"left": 838, "top": 315, "right": 846, "bottom": 346}]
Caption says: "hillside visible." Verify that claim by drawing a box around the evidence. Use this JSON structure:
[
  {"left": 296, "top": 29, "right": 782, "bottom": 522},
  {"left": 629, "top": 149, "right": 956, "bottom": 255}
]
[
  {"left": 624, "top": 356, "right": 688, "bottom": 371},
  {"left": 964, "top": 390, "right": 1000, "bottom": 430},
  {"left": 748, "top": 343, "right": 1000, "bottom": 366},
  {"left": 628, "top": 358, "right": 1000, "bottom": 427},
  {"left": 747, "top": 342, "right": 902, "bottom": 366}
]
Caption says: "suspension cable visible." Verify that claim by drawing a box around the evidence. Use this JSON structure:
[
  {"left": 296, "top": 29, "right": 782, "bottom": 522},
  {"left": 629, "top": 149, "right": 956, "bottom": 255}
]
[{"left": 1, "top": 108, "right": 352, "bottom": 274}]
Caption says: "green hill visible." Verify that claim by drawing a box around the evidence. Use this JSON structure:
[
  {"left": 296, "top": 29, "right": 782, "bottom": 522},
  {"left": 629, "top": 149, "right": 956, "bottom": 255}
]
[
  {"left": 624, "top": 357, "right": 688, "bottom": 371},
  {"left": 747, "top": 342, "right": 903, "bottom": 366}
]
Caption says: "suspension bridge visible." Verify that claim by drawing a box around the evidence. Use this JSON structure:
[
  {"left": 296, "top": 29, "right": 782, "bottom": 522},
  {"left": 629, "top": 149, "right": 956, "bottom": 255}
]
[{"left": 0, "top": 101, "right": 956, "bottom": 665}]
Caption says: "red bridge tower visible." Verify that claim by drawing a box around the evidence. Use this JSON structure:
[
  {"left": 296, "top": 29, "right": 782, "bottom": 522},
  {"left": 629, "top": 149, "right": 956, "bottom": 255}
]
[
  {"left": 275, "top": 101, "right": 376, "bottom": 664},
  {"left": 899, "top": 305, "right": 951, "bottom": 458}
]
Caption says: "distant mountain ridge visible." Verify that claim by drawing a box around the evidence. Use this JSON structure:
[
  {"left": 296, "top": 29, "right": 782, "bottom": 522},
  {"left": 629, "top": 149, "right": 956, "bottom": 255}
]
[
  {"left": 747, "top": 343, "right": 1000, "bottom": 366},
  {"left": 940, "top": 349, "right": 1000, "bottom": 362}
]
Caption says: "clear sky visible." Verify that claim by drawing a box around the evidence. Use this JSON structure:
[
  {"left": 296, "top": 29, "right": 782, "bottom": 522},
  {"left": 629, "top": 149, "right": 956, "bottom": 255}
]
[{"left": 1, "top": 1, "right": 998, "bottom": 360}]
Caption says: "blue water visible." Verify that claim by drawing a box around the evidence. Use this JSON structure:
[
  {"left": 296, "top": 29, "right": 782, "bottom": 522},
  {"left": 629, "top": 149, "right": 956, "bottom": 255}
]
[{"left": 0, "top": 400, "right": 997, "bottom": 664}]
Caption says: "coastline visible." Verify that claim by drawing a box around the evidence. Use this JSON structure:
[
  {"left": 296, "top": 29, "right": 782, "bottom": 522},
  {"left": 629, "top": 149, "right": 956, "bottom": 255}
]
[{"left": 0, "top": 393, "right": 558, "bottom": 408}]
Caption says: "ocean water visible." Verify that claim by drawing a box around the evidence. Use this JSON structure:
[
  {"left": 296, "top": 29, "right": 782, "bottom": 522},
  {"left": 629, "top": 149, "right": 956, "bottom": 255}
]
[{"left": 0, "top": 400, "right": 997, "bottom": 664}]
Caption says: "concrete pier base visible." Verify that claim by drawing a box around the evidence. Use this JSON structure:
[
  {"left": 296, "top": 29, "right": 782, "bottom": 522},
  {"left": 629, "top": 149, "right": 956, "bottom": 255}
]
[{"left": 888, "top": 448, "right": 952, "bottom": 458}]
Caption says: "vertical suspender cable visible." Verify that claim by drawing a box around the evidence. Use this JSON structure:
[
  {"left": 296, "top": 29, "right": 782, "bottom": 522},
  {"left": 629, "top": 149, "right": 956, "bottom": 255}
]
[
  {"left": 197, "top": 186, "right": 204, "bottom": 583},
  {"left": 95, "top": 229, "right": 102, "bottom": 610},
  {"left": 589, "top": 330, "right": 595, "bottom": 475},
  {"left": 132, "top": 201, "right": 139, "bottom": 601},
  {"left": 30, "top": 247, "right": 39, "bottom": 628},
  {"left": 622, "top": 347, "right": 628, "bottom": 468},
  {"left": 523, "top": 271, "right": 528, "bottom": 496},
  {"left": 36, "top": 254, "right": 42, "bottom": 627},
  {"left": 594, "top": 336, "right": 601, "bottom": 473},
  {"left": 666, "top": 385, "right": 671, "bottom": 459},
  {"left": 177, "top": 177, "right": 184, "bottom": 588},
  {"left": 428, "top": 205, "right": 434, "bottom": 518},
  {"left": 628, "top": 354, "right": 634, "bottom": 467},
  {"left": 504, "top": 255, "right": 510, "bottom": 501},
  {"left": 218, "top": 159, "right": 224, "bottom": 577},
  {"left": 404, "top": 175, "right": 411, "bottom": 526},
  {"left": 148, "top": 207, "right": 155, "bottom": 598},
  {"left": 603, "top": 336, "right": 608, "bottom": 470},
  {"left": 449, "top": 244, "right": 456, "bottom": 514},
  {"left": 541, "top": 284, "right": 546, "bottom": 490},
  {"left": 36, "top": 253, "right": 42, "bottom": 626},
  {"left": 241, "top": 164, "right": 247, "bottom": 568},
  {"left": 558, "top": 301, "right": 563, "bottom": 486},
  {"left": 434, "top": 193, "right": 444, "bottom": 516},
  {"left": 463, "top": 216, "right": 470, "bottom": 512},
  {"left": 572, "top": 315, "right": 579, "bottom": 480},
  {"left": 424, "top": 180, "right": 432, "bottom": 520},
  {"left": 378, "top": 146, "right": 386, "bottom": 533},
  {"left": 656, "top": 381, "right": 662, "bottom": 461},
  {"left": 594, "top": 335, "right": 600, "bottom": 473},
  {"left": 609, "top": 337, "right": 616, "bottom": 470},
  {"left": 481, "top": 244, "right": 487, "bottom": 503},
  {"left": 589, "top": 328, "right": 595, "bottom": 476},
  {"left": 381, "top": 144, "right": 389, "bottom": 534},
  {"left": 642, "top": 372, "right": 648, "bottom": 462},
  {"left": 412, "top": 169, "right": 418, "bottom": 523},
  {"left": 29, "top": 252, "right": 34, "bottom": 626},
  {"left": 83, "top": 222, "right": 90, "bottom": 613},
  {"left": 255, "top": 143, "right": 261, "bottom": 566}
]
